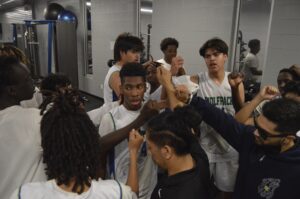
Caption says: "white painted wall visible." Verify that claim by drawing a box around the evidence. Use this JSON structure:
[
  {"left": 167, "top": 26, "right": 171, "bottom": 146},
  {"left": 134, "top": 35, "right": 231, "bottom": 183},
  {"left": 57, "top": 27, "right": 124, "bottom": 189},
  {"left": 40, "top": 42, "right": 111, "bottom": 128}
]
[
  {"left": 150, "top": 0, "right": 236, "bottom": 75},
  {"left": 87, "top": 0, "right": 137, "bottom": 97},
  {"left": 262, "top": 0, "right": 300, "bottom": 87},
  {"left": 238, "top": 0, "right": 272, "bottom": 73}
]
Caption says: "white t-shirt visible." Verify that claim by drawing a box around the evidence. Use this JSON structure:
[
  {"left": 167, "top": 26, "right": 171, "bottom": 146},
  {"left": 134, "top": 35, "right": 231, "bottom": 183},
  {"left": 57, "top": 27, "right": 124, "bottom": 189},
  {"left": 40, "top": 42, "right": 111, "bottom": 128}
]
[
  {"left": 156, "top": 58, "right": 171, "bottom": 71},
  {"left": 20, "top": 87, "right": 43, "bottom": 108},
  {"left": 196, "top": 72, "right": 239, "bottom": 162},
  {"left": 103, "top": 65, "right": 122, "bottom": 103},
  {"left": 98, "top": 105, "right": 157, "bottom": 199},
  {"left": 88, "top": 101, "right": 120, "bottom": 127},
  {"left": 0, "top": 106, "right": 46, "bottom": 199},
  {"left": 242, "top": 52, "right": 259, "bottom": 82},
  {"left": 11, "top": 179, "right": 137, "bottom": 199}
]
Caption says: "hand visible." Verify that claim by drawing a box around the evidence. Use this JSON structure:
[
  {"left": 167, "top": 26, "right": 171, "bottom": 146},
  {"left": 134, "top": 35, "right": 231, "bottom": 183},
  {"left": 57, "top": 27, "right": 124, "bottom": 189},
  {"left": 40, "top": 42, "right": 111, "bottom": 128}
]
[
  {"left": 128, "top": 129, "right": 144, "bottom": 153},
  {"left": 156, "top": 66, "right": 174, "bottom": 91},
  {"left": 170, "top": 56, "right": 184, "bottom": 76},
  {"left": 142, "top": 55, "right": 156, "bottom": 69},
  {"left": 258, "top": 86, "right": 279, "bottom": 100},
  {"left": 140, "top": 100, "right": 160, "bottom": 120},
  {"left": 228, "top": 72, "right": 244, "bottom": 89},
  {"left": 175, "top": 84, "right": 190, "bottom": 103}
]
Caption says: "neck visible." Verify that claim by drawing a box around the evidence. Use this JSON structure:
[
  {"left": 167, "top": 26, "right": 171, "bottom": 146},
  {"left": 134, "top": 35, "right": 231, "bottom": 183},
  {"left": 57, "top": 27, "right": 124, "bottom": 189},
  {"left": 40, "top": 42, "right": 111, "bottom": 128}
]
[
  {"left": 150, "top": 83, "right": 160, "bottom": 94},
  {"left": 58, "top": 179, "right": 90, "bottom": 193},
  {"left": 164, "top": 57, "right": 171, "bottom": 64},
  {"left": 208, "top": 70, "right": 225, "bottom": 85},
  {"left": 116, "top": 61, "right": 125, "bottom": 67},
  {"left": 250, "top": 50, "right": 257, "bottom": 55},
  {"left": 0, "top": 97, "right": 20, "bottom": 110},
  {"left": 167, "top": 154, "right": 194, "bottom": 176}
]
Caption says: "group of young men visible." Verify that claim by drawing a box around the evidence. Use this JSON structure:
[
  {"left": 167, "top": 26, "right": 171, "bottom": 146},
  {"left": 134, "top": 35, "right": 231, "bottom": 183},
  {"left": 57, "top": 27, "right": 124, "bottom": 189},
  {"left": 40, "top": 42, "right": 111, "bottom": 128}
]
[{"left": 0, "top": 32, "right": 300, "bottom": 199}]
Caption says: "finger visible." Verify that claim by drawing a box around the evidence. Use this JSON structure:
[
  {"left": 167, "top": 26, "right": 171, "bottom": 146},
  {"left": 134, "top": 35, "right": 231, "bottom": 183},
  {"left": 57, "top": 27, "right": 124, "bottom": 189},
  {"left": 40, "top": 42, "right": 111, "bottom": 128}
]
[{"left": 150, "top": 55, "right": 153, "bottom": 62}]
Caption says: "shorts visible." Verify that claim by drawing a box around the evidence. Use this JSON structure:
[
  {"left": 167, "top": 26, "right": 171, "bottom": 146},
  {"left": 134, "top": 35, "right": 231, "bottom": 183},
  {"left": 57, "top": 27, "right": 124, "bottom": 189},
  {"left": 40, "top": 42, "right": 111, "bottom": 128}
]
[{"left": 209, "top": 160, "right": 239, "bottom": 192}]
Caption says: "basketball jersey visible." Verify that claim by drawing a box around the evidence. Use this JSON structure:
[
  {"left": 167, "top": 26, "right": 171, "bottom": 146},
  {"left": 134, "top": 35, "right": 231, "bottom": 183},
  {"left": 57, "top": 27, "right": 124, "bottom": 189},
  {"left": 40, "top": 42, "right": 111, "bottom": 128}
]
[
  {"left": 99, "top": 105, "right": 157, "bottom": 199},
  {"left": 103, "top": 65, "right": 121, "bottom": 103},
  {"left": 196, "top": 72, "right": 238, "bottom": 162}
]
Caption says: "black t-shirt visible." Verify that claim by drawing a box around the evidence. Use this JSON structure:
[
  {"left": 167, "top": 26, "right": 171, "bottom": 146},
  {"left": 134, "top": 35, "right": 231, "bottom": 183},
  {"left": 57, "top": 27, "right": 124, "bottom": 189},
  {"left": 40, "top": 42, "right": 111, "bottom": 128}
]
[{"left": 150, "top": 138, "right": 214, "bottom": 199}]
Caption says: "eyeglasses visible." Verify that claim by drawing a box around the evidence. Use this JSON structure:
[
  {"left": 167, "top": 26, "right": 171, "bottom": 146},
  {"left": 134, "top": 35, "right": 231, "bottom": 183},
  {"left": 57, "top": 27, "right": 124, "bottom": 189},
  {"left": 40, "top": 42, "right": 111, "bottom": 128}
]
[{"left": 253, "top": 117, "right": 291, "bottom": 140}]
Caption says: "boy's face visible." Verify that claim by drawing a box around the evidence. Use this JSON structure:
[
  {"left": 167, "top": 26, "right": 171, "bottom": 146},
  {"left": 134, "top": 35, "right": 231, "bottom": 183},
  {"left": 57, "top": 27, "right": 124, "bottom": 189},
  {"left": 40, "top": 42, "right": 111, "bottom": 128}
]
[
  {"left": 204, "top": 48, "right": 227, "bottom": 74},
  {"left": 163, "top": 45, "right": 177, "bottom": 64},
  {"left": 120, "top": 76, "right": 145, "bottom": 111},
  {"left": 121, "top": 50, "right": 141, "bottom": 64},
  {"left": 9, "top": 63, "right": 35, "bottom": 102}
]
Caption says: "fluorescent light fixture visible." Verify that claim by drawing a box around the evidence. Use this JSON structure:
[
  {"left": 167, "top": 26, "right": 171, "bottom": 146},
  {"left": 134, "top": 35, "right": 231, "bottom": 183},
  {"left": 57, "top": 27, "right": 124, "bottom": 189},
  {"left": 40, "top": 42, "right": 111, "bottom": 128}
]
[
  {"left": 86, "top": 2, "right": 91, "bottom": 6},
  {"left": 140, "top": 8, "right": 153, "bottom": 13}
]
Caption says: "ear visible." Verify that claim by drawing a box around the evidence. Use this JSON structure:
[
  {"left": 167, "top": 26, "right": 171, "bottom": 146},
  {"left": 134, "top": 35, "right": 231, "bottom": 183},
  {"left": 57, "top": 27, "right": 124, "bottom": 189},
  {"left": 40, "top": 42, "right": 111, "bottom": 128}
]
[{"left": 161, "top": 145, "right": 172, "bottom": 160}]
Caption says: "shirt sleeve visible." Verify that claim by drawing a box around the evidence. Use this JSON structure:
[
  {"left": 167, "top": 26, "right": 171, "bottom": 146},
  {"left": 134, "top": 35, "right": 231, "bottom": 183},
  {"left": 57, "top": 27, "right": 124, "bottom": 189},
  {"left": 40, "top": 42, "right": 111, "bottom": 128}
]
[
  {"left": 120, "top": 183, "right": 138, "bottom": 199},
  {"left": 190, "top": 96, "right": 256, "bottom": 152}
]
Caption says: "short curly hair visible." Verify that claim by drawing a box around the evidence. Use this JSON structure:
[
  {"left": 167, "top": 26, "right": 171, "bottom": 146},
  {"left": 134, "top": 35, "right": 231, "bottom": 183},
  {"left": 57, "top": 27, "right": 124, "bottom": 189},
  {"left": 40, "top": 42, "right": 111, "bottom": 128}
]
[{"left": 160, "top": 37, "right": 179, "bottom": 52}]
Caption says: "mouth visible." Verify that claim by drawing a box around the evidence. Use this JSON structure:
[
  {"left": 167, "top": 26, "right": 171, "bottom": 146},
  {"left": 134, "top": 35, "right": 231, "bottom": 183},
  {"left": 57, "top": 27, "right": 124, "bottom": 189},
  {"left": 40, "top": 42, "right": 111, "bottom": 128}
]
[{"left": 130, "top": 99, "right": 142, "bottom": 106}]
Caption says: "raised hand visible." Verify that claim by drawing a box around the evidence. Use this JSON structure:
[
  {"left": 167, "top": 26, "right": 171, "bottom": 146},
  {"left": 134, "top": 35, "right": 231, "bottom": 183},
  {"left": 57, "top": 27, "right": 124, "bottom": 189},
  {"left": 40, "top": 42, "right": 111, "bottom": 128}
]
[
  {"left": 170, "top": 56, "right": 184, "bottom": 76},
  {"left": 156, "top": 66, "right": 173, "bottom": 91},
  {"left": 258, "top": 86, "right": 280, "bottom": 100},
  {"left": 128, "top": 129, "right": 144, "bottom": 153},
  {"left": 228, "top": 72, "right": 244, "bottom": 89}
]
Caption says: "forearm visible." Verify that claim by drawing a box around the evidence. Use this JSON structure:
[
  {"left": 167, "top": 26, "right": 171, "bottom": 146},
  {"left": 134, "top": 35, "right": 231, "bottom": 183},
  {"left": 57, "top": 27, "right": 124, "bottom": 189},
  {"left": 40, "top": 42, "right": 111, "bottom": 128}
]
[
  {"left": 99, "top": 117, "right": 145, "bottom": 155},
  {"left": 231, "top": 83, "right": 245, "bottom": 112},
  {"left": 126, "top": 150, "right": 139, "bottom": 194},
  {"left": 234, "top": 94, "right": 263, "bottom": 123}
]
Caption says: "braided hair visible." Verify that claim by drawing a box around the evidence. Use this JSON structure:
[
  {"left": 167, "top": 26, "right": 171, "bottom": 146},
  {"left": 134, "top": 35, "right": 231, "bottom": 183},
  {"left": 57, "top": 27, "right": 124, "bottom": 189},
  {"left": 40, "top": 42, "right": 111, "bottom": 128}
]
[{"left": 40, "top": 89, "right": 101, "bottom": 194}]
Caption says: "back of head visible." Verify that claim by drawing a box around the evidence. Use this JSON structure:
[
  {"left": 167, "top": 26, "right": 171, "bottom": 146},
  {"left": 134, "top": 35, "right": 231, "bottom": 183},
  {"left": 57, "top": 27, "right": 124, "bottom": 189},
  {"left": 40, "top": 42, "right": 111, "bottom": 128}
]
[
  {"left": 147, "top": 106, "right": 202, "bottom": 155},
  {"left": 248, "top": 39, "right": 260, "bottom": 50},
  {"left": 40, "top": 73, "right": 71, "bottom": 95},
  {"left": 119, "top": 62, "right": 146, "bottom": 83},
  {"left": 113, "top": 32, "right": 144, "bottom": 61},
  {"left": 160, "top": 37, "right": 179, "bottom": 51},
  {"left": 0, "top": 56, "right": 21, "bottom": 96},
  {"left": 262, "top": 98, "right": 300, "bottom": 135},
  {"left": 40, "top": 89, "right": 101, "bottom": 194},
  {"left": 279, "top": 68, "right": 300, "bottom": 82},
  {"left": 199, "top": 37, "right": 228, "bottom": 57}
]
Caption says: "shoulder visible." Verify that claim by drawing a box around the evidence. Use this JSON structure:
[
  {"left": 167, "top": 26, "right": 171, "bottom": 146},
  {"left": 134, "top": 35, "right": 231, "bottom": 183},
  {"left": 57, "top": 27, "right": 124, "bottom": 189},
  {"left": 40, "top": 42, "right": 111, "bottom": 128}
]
[
  {"left": 92, "top": 179, "right": 137, "bottom": 199},
  {"left": 15, "top": 181, "right": 52, "bottom": 199}
]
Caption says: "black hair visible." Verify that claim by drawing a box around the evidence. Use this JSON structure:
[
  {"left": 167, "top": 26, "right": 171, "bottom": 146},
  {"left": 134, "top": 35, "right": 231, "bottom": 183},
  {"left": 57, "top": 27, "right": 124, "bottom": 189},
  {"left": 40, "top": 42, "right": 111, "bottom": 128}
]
[
  {"left": 199, "top": 38, "right": 228, "bottom": 57},
  {"left": 262, "top": 98, "right": 300, "bottom": 135},
  {"left": 119, "top": 62, "right": 146, "bottom": 83},
  {"left": 160, "top": 37, "right": 179, "bottom": 52},
  {"left": 147, "top": 106, "right": 202, "bottom": 155},
  {"left": 0, "top": 45, "right": 30, "bottom": 65},
  {"left": 40, "top": 73, "right": 71, "bottom": 96},
  {"left": 282, "top": 81, "right": 300, "bottom": 97},
  {"left": 113, "top": 33, "right": 144, "bottom": 61},
  {"left": 40, "top": 89, "right": 101, "bottom": 194},
  {"left": 0, "top": 56, "right": 21, "bottom": 94},
  {"left": 248, "top": 39, "right": 260, "bottom": 49},
  {"left": 279, "top": 68, "right": 300, "bottom": 82}
]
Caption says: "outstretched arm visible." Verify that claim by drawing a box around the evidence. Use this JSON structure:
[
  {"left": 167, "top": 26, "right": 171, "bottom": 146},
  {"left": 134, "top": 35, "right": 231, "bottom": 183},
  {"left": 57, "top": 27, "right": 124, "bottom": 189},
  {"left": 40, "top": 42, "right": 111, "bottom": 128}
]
[
  {"left": 228, "top": 72, "right": 245, "bottom": 111},
  {"left": 235, "top": 86, "right": 279, "bottom": 124},
  {"left": 126, "top": 129, "right": 144, "bottom": 194}
]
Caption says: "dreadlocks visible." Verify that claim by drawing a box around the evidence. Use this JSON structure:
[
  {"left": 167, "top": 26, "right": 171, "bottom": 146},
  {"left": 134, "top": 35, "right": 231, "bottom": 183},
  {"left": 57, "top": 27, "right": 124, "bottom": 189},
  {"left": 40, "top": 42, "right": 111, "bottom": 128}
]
[{"left": 40, "top": 89, "right": 101, "bottom": 194}]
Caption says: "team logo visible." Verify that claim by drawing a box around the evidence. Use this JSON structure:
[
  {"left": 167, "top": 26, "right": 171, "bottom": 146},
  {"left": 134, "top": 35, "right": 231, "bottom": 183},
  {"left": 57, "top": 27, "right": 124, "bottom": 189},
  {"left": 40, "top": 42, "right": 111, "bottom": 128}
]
[{"left": 258, "top": 178, "right": 280, "bottom": 199}]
